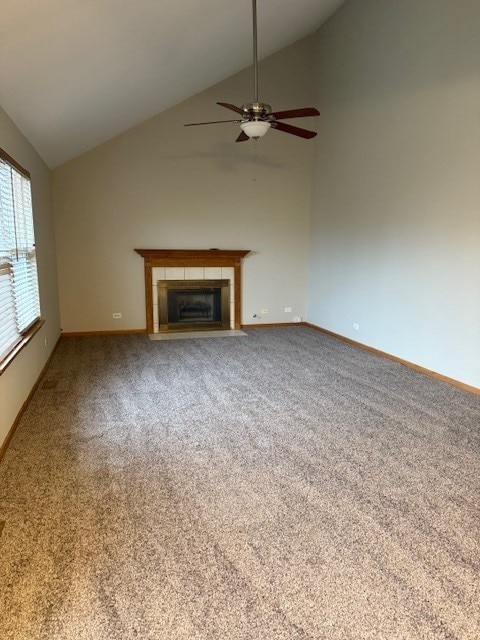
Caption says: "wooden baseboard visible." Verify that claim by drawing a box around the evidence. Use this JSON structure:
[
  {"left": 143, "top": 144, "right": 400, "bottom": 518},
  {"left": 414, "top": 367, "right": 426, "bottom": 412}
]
[
  {"left": 304, "top": 322, "right": 480, "bottom": 396},
  {"left": 241, "top": 322, "right": 303, "bottom": 329},
  {"left": 61, "top": 329, "right": 146, "bottom": 337},
  {"left": 0, "top": 334, "right": 62, "bottom": 462}
]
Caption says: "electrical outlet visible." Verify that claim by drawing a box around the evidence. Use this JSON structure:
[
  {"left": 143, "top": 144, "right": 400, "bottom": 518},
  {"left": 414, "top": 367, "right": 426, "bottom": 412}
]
[
  {"left": 285, "top": 307, "right": 292, "bottom": 313},
  {"left": 44, "top": 337, "right": 48, "bottom": 346},
  {"left": 261, "top": 308, "right": 268, "bottom": 315},
  {"left": 113, "top": 313, "right": 122, "bottom": 319},
  {"left": 353, "top": 323, "right": 359, "bottom": 331},
  {"left": 293, "top": 316, "right": 302, "bottom": 323}
]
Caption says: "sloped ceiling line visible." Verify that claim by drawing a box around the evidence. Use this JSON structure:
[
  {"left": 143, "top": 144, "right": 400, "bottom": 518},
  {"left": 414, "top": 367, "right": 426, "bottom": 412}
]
[{"left": 0, "top": 0, "right": 344, "bottom": 167}]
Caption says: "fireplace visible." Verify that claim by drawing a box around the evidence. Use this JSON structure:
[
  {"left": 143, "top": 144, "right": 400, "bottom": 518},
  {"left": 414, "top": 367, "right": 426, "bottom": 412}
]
[
  {"left": 158, "top": 280, "right": 230, "bottom": 331},
  {"left": 134, "top": 249, "right": 250, "bottom": 334}
]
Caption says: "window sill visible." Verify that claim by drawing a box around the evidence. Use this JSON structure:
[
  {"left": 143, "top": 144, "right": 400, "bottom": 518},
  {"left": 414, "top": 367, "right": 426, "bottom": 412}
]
[{"left": 0, "top": 318, "right": 45, "bottom": 376}]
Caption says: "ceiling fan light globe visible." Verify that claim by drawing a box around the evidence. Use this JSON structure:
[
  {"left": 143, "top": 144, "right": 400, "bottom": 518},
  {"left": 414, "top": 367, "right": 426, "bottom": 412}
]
[{"left": 240, "top": 120, "right": 271, "bottom": 139}]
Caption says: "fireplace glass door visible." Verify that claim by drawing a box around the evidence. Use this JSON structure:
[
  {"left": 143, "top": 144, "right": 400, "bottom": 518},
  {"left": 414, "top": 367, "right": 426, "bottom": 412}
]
[{"left": 158, "top": 280, "right": 230, "bottom": 331}]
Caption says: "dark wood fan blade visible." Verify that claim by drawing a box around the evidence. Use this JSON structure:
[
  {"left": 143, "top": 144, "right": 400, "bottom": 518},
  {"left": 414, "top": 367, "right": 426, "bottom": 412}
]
[
  {"left": 217, "top": 102, "right": 245, "bottom": 115},
  {"left": 270, "top": 107, "right": 320, "bottom": 120},
  {"left": 273, "top": 121, "right": 317, "bottom": 139},
  {"left": 184, "top": 119, "right": 241, "bottom": 127},
  {"left": 236, "top": 131, "right": 249, "bottom": 142}
]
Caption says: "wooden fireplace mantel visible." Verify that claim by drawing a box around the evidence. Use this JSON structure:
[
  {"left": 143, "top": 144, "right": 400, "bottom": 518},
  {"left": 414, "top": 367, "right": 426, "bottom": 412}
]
[{"left": 135, "top": 249, "right": 251, "bottom": 332}]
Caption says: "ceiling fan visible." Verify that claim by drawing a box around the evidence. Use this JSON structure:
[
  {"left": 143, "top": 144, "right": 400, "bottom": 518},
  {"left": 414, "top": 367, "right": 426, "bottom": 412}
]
[{"left": 184, "top": 0, "right": 320, "bottom": 142}]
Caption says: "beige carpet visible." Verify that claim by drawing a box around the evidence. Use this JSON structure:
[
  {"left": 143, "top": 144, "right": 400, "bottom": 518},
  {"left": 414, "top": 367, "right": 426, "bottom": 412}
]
[{"left": 0, "top": 327, "right": 478, "bottom": 639}]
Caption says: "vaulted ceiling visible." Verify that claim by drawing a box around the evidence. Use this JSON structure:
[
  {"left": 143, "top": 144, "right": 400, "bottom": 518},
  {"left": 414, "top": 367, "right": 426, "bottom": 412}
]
[{"left": 1, "top": 0, "right": 344, "bottom": 167}]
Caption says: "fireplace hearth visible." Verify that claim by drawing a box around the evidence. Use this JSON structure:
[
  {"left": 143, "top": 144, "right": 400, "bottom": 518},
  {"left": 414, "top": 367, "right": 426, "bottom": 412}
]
[{"left": 158, "top": 280, "right": 230, "bottom": 331}]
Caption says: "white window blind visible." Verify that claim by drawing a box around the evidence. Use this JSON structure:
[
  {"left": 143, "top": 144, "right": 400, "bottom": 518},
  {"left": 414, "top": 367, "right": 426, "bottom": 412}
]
[{"left": 0, "top": 151, "right": 40, "bottom": 362}]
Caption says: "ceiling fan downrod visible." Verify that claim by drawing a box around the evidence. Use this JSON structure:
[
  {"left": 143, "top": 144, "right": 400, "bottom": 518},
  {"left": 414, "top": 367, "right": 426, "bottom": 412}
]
[
  {"left": 246, "top": 0, "right": 271, "bottom": 119},
  {"left": 252, "top": 0, "right": 259, "bottom": 105}
]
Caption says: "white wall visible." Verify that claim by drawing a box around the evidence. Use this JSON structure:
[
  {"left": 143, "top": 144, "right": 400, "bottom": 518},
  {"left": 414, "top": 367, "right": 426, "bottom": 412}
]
[
  {"left": 0, "top": 106, "right": 61, "bottom": 448},
  {"left": 308, "top": 0, "right": 480, "bottom": 389},
  {"left": 52, "top": 37, "right": 315, "bottom": 332}
]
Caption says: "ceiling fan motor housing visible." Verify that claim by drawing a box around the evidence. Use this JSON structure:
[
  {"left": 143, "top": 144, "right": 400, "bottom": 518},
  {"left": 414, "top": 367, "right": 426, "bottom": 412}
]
[{"left": 241, "top": 102, "right": 273, "bottom": 121}]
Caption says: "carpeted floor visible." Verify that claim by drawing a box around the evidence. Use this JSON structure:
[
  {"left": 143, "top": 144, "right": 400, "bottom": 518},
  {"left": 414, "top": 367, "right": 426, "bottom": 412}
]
[{"left": 0, "top": 327, "right": 479, "bottom": 639}]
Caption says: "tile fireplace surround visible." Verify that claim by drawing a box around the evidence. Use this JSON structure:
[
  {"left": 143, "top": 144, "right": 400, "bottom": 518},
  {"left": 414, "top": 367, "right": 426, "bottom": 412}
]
[{"left": 134, "top": 249, "right": 250, "bottom": 333}]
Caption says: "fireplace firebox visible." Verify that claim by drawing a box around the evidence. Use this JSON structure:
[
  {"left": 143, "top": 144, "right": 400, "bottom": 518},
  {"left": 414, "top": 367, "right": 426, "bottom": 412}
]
[{"left": 158, "top": 280, "right": 230, "bottom": 331}]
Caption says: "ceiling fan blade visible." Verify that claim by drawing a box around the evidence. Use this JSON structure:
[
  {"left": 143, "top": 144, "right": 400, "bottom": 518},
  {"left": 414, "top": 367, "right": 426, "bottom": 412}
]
[
  {"left": 273, "top": 121, "right": 317, "bottom": 139},
  {"left": 184, "top": 119, "right": 241, "bottom": 127},
  {"left": 217, "top": 102, "right": 245, "bottom": 115},
  {"left": 271, "top": 107, "right": 320, "bottom": 120},
  {"left": 235, "top": 131, "right": 249, "bottom": 143}
]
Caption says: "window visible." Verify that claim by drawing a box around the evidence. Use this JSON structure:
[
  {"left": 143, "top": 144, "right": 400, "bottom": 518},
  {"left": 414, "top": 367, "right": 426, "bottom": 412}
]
[{"left": 0, "top": 149, "right": 41, "bottom": 367}]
